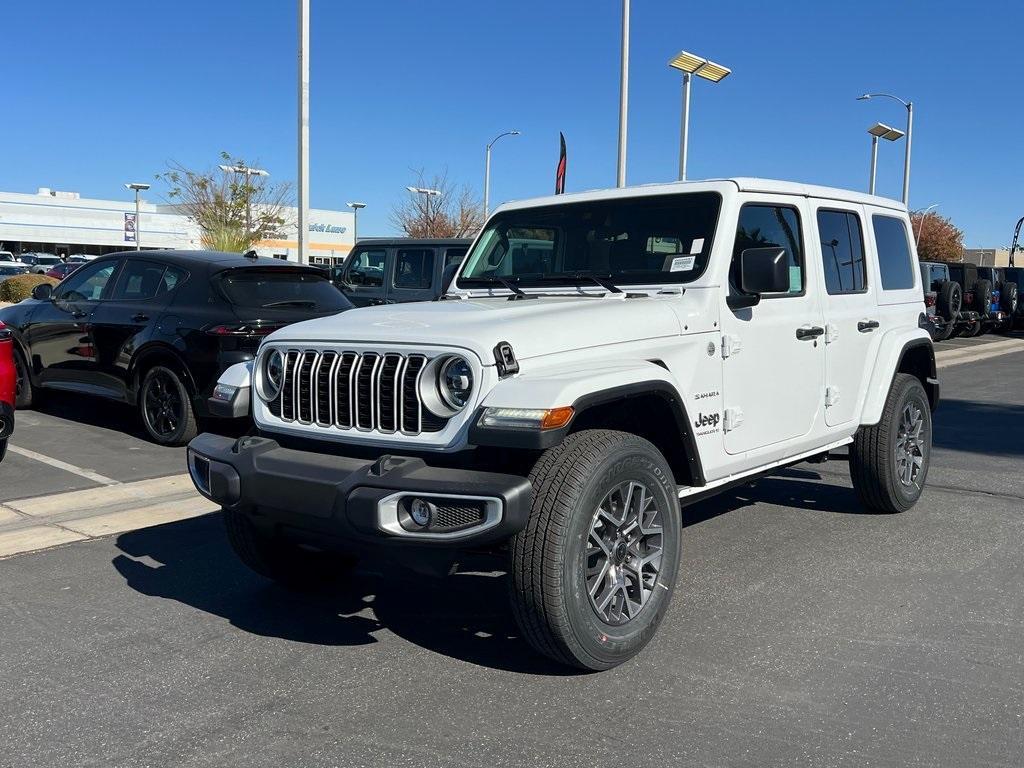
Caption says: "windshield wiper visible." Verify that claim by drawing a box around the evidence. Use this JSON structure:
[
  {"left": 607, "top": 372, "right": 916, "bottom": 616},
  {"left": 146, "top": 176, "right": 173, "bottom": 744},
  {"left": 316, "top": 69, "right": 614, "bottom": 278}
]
[
  {"left": 261, "top": 299, "right": 317, "bottom": 308},
  {"left": 468, "top": 276, "right": 537, "bottom": 300},
  {"left": 539, "top": 272, "right": 623, "bottom": 294}
]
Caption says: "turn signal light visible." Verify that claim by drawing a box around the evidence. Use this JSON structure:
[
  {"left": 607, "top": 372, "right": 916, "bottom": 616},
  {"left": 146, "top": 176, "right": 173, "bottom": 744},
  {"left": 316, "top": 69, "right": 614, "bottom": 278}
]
[
  {"left": 478, "top": 406, "right": 575, "bottom": 430},
  {"left": 540, "top": 407, "right": 575, "bottom": 430}
]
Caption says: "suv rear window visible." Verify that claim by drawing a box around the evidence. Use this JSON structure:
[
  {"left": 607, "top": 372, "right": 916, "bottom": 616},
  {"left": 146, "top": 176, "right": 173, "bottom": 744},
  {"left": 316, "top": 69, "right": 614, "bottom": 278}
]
[
  {"left": 871, "top": 215, "right": 916, "bottom": 290},
  {"left": 217, "top": 269, "right": 350, "bottom": 311}
]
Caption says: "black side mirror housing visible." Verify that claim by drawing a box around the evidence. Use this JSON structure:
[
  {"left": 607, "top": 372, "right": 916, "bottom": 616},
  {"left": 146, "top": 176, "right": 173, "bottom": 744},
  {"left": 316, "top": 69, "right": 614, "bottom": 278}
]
[
  {"left": 32, "top": 283, "right": 53, "bottom": 301},
  {"left": 727, "top": 247, "right": 790, "bottom": 310},
  {"left": 440, "top": 263, "right": 460, "bottom": 296}
]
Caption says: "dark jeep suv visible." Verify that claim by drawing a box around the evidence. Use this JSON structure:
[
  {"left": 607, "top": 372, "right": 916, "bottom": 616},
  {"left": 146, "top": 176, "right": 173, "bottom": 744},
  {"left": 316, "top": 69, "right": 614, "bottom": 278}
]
[
  {"left": 918, "top": 261, "right": 962, "bottom": 341},
  {"left": 332, "top": 238, "right": 471, "bottom": 306},
  {"left": 977, "top": 266, "right": 1018, "bottom": 332}
]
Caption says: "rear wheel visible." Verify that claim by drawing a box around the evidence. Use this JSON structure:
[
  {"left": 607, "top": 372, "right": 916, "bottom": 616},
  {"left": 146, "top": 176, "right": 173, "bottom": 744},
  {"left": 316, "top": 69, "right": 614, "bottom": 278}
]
[
  {"left": 224, "top": 509, "right": 357, "bottom": 591},
  {"left": 1000, "top": 282, "right": 1018, "bottom": 316},
  {"left": 139, "top": 365, "right": 198, "bottom": 446},
  {"left": 510, "top": 430, "right": 682, "bottom": 670},
  {"left": 936, "top": 319, "right": 956, "bottom": 341},
  {"left": 850, "top": 374, "right": 931, "bottom": 513},
  {"left": 964, "top": 319, "right": 983, "bottom": 337}
]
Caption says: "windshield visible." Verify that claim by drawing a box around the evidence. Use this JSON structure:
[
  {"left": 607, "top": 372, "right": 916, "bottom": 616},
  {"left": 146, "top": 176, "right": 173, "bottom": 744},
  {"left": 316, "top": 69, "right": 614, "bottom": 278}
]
[
  {"left": 217, "top": 269, "right": 352, "bottom": 311},
  {"left": 458, "top": 192, "right": 721, "bottom": 288}
]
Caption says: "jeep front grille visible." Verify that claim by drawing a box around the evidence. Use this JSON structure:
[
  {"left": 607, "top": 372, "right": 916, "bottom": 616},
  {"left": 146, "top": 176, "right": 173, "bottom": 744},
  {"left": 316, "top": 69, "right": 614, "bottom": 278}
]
[{"left": 267, "top": 349, "right": 447, "bottom": 434}]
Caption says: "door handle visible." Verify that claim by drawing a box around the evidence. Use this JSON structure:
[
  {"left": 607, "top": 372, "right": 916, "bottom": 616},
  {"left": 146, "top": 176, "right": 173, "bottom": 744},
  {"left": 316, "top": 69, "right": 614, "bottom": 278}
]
[
  {"left": 132, "top": 313, "right": 150, "bottom": 322},
  {"left": 72, "top": 310, "right": 87, "bottom": 319},
  {"left": 796, "top": 325, "right": 825, "bottom": 340},
  {"left": 857, "top": 320, "right": 880, "bottom": 332}
]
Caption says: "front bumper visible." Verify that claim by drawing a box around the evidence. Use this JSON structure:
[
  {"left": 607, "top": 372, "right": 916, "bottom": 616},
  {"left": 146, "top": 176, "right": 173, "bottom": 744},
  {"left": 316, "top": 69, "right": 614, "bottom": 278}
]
[
  {"left": 186, "top": 432, "right": 532, "bottom": 549},
  {"left": 0, "top": 401, "right": 13, "bottom": 440}
]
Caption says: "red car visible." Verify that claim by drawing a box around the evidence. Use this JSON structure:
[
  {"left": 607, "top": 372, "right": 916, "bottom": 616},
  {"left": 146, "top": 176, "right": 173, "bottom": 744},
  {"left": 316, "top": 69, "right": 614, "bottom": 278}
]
[
  {"left": 0, "top": 320, "right": 14, "bottom": 463},
  {"left": 44, "top": 262, "right": 80, "bottom": 280}
]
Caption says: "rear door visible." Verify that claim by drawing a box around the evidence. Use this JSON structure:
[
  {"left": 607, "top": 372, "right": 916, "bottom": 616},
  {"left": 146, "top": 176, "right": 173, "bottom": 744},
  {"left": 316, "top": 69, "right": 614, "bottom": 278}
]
[
  {"left": 339, "top": 246, "right": 389, "bottom": 306},
  {"left": 813, "top": 204, "right": 878, "bottom": 428},
  {"left": 386, "top": 247, "right": 437, "bottom": 303}
]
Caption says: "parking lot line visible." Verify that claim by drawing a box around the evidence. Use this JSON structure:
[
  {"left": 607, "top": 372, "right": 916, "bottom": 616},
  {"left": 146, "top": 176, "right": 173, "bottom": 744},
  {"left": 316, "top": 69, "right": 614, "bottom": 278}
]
[
  {"left": 0, "top": 525, "right": 88, "bottom": 559},
  {"left": 6, "top": 444, "right": 121, "bottom": 486},
  {"left": 935, "top": 337, "right": 1024, "bottom": 369}
]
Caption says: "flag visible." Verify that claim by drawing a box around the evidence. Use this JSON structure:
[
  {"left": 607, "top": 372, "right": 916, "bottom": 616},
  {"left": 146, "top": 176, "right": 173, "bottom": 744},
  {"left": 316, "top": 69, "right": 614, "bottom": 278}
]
[{"left": 555, "top": 132, "right": 567, "bottom": 195}]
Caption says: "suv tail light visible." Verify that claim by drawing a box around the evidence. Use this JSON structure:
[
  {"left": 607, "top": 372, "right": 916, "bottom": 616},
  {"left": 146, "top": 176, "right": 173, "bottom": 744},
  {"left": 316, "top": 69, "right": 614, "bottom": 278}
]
[{"left": 924, "top": 293, "right": 937, "bottom": 308}]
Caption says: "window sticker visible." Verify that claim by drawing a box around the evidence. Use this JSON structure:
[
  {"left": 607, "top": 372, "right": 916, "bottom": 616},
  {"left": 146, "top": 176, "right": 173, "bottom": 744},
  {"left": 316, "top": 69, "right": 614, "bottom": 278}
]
[
  {"left": 789, "top": 265, "right": 802, "bottom": 292},
  {"left": 670, "top": 255, "right": 696, "bottom": 272},
  {"left": 690, "top": 238, "right": 704, "bottom": 254}
]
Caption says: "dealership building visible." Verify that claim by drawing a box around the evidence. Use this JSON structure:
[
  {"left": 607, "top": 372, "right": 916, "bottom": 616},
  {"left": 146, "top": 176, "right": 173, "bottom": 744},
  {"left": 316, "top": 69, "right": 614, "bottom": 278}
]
[{"left": 0, "top": 187, "right": 355, "bottom": 265}]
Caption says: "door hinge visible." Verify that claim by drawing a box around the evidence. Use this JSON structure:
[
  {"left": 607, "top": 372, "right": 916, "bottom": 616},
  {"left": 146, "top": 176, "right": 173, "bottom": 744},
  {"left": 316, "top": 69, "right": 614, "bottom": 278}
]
[
  {"left": 721, "top": 334, "right": 742, "bottom": 359},
  {"left": 825, "top": 324, "right": 839, "bottom": 344},
  {"left": 723, "top": 407, "right": 744, "bottom": 432},
  {"left": 825, "top": 386, "right": 840, "bottom": 407}
]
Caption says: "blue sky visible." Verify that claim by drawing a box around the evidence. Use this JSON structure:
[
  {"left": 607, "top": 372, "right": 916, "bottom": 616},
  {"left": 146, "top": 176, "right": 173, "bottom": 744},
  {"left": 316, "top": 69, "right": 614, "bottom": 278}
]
[{"left": 4, "top": 0, "right": 1022, "bottom": 247}]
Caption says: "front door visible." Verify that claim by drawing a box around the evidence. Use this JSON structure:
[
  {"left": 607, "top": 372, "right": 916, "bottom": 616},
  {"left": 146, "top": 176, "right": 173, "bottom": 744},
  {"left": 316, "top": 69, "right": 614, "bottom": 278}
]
[
  {"left": 720, "top": 200, "right": 825, "bottom": 455},
  {"left": 386, "top": 247, "right": 437, "bottom": 304},
  {"left": 339, "top": 246, "right": 389, "bottom": 306}
]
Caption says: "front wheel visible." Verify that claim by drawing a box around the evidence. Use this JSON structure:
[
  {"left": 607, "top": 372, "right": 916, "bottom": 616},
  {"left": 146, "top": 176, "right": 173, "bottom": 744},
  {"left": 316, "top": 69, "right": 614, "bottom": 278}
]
[
  {"left": 849, "top": 373, "right": 932, "bottom": 513},
  {"left": 139, "top": 365, "right": 198, "bottom": 446},
  {"left": 510, "top": 430, "right": 682, "bottom": 670},
  {"left": 13, "top": 348, "right": 34, "bottom": 409}
]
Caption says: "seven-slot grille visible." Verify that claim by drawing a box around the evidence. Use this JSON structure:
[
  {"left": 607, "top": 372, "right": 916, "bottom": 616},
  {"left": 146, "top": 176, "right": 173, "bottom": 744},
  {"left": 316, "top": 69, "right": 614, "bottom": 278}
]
[{"left": 267, "top": 349, "right": 448, "bottom": 434}]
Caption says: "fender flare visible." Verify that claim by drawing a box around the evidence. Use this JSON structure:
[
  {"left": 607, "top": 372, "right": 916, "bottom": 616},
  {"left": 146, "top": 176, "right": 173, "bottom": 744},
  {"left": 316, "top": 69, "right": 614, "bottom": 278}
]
[
  {"left": 128, "top": 342, "right": 200, "bottom": 402},
  {"left": 860, "top": 331, "right": 937, "bottom": 426}
]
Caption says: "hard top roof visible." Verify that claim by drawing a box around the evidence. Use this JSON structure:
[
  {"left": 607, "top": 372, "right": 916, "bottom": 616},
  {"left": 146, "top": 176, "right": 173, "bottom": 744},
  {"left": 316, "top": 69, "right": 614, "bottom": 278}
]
[
  {"left": 353, "top": 238, "right": 472, "bottom": 247},
  {"left": 89, "top": 250, "right": 323, "bottom": 271}
]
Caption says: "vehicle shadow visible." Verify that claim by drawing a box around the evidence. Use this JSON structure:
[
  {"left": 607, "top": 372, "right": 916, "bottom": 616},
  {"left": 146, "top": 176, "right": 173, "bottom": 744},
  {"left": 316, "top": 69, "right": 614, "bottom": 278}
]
[{"left": 932, "top": 398, "right": 1024, "bottom": 457}]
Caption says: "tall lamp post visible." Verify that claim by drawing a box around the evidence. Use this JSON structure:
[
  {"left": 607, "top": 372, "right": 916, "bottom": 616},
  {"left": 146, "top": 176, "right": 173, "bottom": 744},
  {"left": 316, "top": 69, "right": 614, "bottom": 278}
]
[
  {"left": 298, "top": 0, "right": 310, "bottom": 264},
  {"left": 124, "top": 182, "right": 150, "bottom": 251},
  {"left": 616, "top": 0, "right": 630, "bottom": 188},
  {"left": 668, "top": 50, "right": 731, "bottom": 181},
  {"left": 858, "top": 93, "right": 913, "bottom": 205},
  {"left": 866, "top": 123, "right": 904, "bottom": 195},
  {"left": 406, "top": 186, "right": 442, "bottom": 237},
  {"left": 483, "top": 130, "right": 520, "bottom": 219},
  {"left": 915, "top": 203, "right": 939, "bottom": 246},
  {"left": 347, "top": 201, "right": 366, "bottom": 245},
  {"left": 219, "top": 164, "right": 270, "bottom": 239}
]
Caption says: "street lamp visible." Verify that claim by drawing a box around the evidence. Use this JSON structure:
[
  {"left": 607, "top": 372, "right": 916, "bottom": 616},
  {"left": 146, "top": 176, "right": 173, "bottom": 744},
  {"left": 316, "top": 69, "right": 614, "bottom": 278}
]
[
  {"left": 483, "top": 130, "right": 520, "bottom": 219},
  {"left": 615, "top": 0, "right": 630, "bottom": 188},
  {"left": 668, "top": 50, "right": 731, "bottom": 181},
  {"left": 219, "top": 164, "right": 270, "bottom": 240},
  {"left": 915, "top": 203, "right": 939, "bottom": 246},
  {"left": 858, "top": 92, "right": 913, "bottom": 205},
  {"left": 866, "top": 123, "right": 904, "bottom": 195},
  {"left": 406, "top": 187, "right": 442, "bottom": 237},
  {"left": 124, "top": 182, "right": 150, "bottom": 251},
  {"left": 347, "top": 201, "right": 366, "bottom": 244}
]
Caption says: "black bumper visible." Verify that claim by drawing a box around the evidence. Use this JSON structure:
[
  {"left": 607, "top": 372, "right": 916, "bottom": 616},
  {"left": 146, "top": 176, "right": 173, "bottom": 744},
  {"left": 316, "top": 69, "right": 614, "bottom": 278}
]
[
  {"left": 0, "top": 401, "right": 13, "bottom": 440},
  {"left": 186, "top": 433, "right": 532, "bottom": 549}
]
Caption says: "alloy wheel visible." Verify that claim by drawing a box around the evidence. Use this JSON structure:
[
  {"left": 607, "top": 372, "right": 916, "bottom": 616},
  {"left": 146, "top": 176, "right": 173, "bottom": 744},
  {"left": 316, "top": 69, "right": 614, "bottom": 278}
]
[
  {"left": 144, "top": 371, "right": 183, "bottom": 439},
  {"left": 584, "top": 480, "right": 664, "bottom": 625},
  {"left": 894, "top": 402, "right": 926, "bottom": 487}
]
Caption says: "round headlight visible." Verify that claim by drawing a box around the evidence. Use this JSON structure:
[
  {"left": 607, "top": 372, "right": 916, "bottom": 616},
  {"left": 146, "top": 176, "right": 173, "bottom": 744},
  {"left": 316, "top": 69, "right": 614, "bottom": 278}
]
[
  {"left": 260, "top": 348, "right": 285, "bottom": 401},
  {"left": 438, "top": 356, "right": 474, "bottom": 410}
]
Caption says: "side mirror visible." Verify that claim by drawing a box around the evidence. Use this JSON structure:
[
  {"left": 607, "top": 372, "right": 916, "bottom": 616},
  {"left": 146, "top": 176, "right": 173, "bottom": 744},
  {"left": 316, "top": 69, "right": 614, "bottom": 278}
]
[
  {"left": 440, "top": 263, "right": 460, "bottom": 296},
  {"left": 727, "top": 247, "right": 790, "bottom": 310},
  {"left": 32, "top": 283, "right": 53, "bottom": 301}
]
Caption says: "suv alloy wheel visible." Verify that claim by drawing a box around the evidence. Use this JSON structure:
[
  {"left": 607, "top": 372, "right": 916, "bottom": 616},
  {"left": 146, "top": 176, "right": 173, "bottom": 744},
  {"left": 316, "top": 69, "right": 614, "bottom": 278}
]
[
  {"left": 510, "top": 430, "right": 682, "bottom": 670},
  {"left": 140, "top": 365, "right": 199, "bottom": 446}
]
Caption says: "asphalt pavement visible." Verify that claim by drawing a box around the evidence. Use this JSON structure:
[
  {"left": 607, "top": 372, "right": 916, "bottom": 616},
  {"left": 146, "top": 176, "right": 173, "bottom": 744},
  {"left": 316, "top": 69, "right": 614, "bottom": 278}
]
[{"left": 0, "top": 339, "right": 1022, "bottom": 767}]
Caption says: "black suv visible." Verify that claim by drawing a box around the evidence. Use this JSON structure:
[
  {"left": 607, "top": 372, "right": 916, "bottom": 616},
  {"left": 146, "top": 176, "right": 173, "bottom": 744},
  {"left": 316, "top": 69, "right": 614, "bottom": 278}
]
[
  {"left": 1004, "top": 266, "right": 1024, "bottom": 329},
  {"left": 947, "top": 263, "right": 991, "bottom": 337},
  {"left": 332, "top": 238, "right": 471, "bottom": 306},
  {"left": 918, "top": 261, "right": 963, "bottom": 341},
  {"left": 977, "top": 266, "right": 1018, "bottom": 332},
  {"left": 0, "top": 250, "right": 351, "bottom": 445}
]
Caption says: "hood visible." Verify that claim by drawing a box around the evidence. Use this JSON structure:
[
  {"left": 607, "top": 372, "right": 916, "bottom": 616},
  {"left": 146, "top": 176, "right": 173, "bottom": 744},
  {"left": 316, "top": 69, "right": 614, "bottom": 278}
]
[{"left": 265, "top": 294, "right": 684, "bottom": 363}]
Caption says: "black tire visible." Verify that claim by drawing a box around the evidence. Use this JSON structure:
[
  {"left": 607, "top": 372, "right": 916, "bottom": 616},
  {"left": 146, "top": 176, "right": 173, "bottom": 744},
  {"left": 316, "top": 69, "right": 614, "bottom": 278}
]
[
  {"left": 510, "top": 429, "right": 682, "bottom": 671},
  {"left": 936, "top": 280, "right": 961, "bottom": 320},
  {"left": 12, "top": 347, "right": 34, "bottom": 409},
  {"left": 972, "top": 279, "right": 992, "bottom": 313},
  {"left": 0, "top": 438, "right": 6, "bottom": 464},
  {"left": 224, "top": 509, "right": 357, "bottom": 591},
  {"left": 1000, "top": 281, "right": 1018, "bottom": 315},
  {"left": 139, "top": 365, "right": 198, "bottom": 446},
  {"left": 935, "top": 319, "right": 956, "bottom": 341},
  {"left": 849, "top": 373, "right": 931, "bottom": 513},
  {"left": 964, "top": 319, "right": 983, "bottom": 337}
]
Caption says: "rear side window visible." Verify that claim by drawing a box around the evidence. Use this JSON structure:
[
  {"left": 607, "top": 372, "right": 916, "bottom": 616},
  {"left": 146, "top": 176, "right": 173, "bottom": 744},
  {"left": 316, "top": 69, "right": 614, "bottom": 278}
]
[
  {"left": 394, "top": 248, "right": 433, "bottom": 289},
  {"left": 817, "top": 209, "right": 867, "bottom": 294},
  {"left": 732, "top": 204, "right": 804, "bottom": 295},
  {"left": 344, "top": 248, "right": 386, "bottom": 287},
  {"left": 218, "top": 270, "right": 350, "bottom": 311},
  {"left": 444, "top": 247, "right": 468, "bottom": 268},
  {"left": 872, "top": 215, "right": 916, "bottom": 290},
  {"left": 113, "top": 261, "right": 171, "bottom": 301}
]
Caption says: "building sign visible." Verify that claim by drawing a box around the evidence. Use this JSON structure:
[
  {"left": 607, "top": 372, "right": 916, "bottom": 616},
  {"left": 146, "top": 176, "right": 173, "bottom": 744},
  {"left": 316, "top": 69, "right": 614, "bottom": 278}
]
[
  {"left": 124, "top": 212, "right": 137, "bottom": 242},
  {"left": 308, "top": 222, "right": 346, "bottom": 234}
]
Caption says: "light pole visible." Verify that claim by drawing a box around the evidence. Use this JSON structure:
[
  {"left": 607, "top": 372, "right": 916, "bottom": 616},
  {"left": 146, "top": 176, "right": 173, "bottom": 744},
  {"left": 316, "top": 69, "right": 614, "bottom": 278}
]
[
  {"left": 858, "top": 93, "right": 913, "bottom": 205},
  {"left": 915, "top": 203, "right": 939, "bottom": 246},
  {"left": 124, "top": 182, "right": 150, "bottom": 251},
  {"left": 298, "top": 0, "right": 310, "bottom": 264},
  {"left": 484, "top": 130, "right": 520, "bottom": 219},
  {"left": 406, "top": 186, "right": 441, "bottom": 237},
  {"left": 668, "top": 50, "right": 731, "bottom": 181},
  {"left": 347, "top": 201, "right": 366, "bottom": 245},
  {"left": 616, "top": 0, "right": 630, "bottom": 188},
  {"left": 866, "top": 123, "right": 904, "bottom": 195},
  {"left": 219, "top": 164, "right": 270, "bottom": 239}
]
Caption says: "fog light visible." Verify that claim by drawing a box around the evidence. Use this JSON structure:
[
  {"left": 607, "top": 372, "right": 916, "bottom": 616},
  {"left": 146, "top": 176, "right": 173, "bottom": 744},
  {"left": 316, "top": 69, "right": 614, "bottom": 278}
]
[{"left": 409, "top": 498, "right": 433, "bottom": 527}]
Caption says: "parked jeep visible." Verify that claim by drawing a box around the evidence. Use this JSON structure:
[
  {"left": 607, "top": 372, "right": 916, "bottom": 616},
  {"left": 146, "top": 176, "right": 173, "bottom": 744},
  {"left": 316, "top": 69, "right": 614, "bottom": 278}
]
[
  {"left": 332, "top": 238, "right": 471, "bottom": 307},
  {"left": 977, "top": 266, "right": 1018, "bottom": 332},
  {"left": 1004, "top": 266, "right": 1024, "bottom": 329},
  {"left": 188, "top": 179, "right": 938, "bottom": 670},
  {"left": 947, "top": 263, "right": 988, "bottom": 336},
  {"left": 918, "top": 260, "right": 961, "bottom": 341}
]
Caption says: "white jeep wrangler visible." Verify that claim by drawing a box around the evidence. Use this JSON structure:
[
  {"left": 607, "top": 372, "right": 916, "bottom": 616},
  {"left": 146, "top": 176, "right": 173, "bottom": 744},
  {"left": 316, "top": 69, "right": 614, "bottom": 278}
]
[{"left": 188, "top": 178, "right": 938, "bottom": 670}]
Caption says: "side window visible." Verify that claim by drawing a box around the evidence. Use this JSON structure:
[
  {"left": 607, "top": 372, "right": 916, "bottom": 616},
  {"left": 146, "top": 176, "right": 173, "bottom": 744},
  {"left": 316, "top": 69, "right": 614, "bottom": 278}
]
[
  {"left": 161, "top": 266, "right": 188, "bottom": 293},
  {"left": 56, "top": 261, "right": 117, "bottom": 302},
  {"left": 444, "top": 247, "right": 468, "bottom": 269},
  {"left": 732, "top": 204, "right": 804, "bottom": 295},
  {"left": 872, "top": 215, "right": 916, "bottom": 290},
  {"left": 817, "top": 209, "right": 867, "bottom": 294},
  {"left": 393, "top": 249, "right": 433, "bottom": 289},
  {"left": 111, "top": 260, "right": 169, "bottom": 301},
  {"left": 344, "top": 248, "right": 386, "bottom": 286}
]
